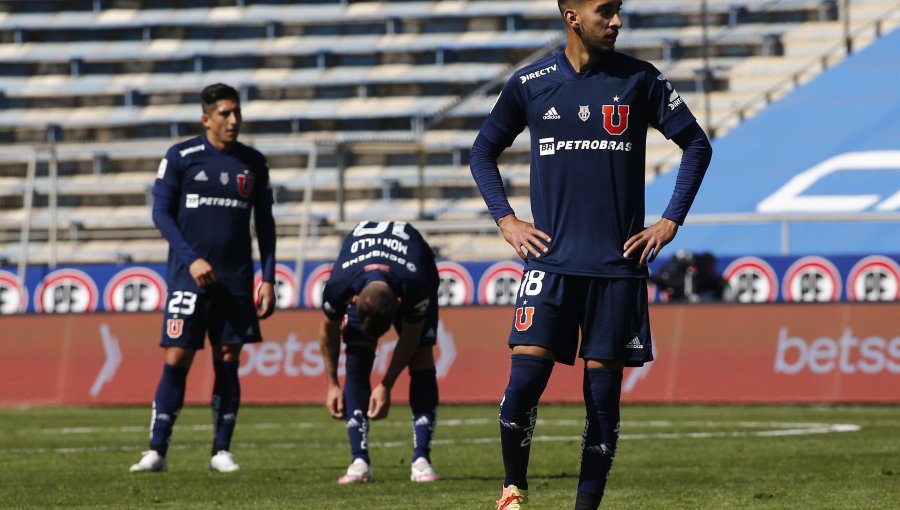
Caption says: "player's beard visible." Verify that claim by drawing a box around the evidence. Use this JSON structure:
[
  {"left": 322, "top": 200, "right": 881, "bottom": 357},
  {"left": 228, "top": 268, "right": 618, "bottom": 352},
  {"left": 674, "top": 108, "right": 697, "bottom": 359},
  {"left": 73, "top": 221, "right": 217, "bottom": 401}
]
[{"left": 580, "top": 28, "right": 617, "bottom": 56}]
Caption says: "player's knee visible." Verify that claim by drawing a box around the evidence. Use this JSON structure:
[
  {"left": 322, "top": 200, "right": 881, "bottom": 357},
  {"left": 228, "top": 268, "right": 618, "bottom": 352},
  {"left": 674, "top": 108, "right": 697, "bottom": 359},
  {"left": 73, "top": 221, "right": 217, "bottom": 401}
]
[
  {"left": 499, "top": 354, "right": 553, "bottom": 429},
  {"left": 219, "top": 344, "right": 242, "bottom": 362},
  {"left": 344, "top": 344, "right": 375, "bottom": 380},
  {"left": 408, "top": 345, "right": 435, "bottom": 371},
  {"left": 507, "top": 354, "right": 554, "bottom": 397},
  {"left": 585, "top": 358, "right": 624, "bottom": 372}
]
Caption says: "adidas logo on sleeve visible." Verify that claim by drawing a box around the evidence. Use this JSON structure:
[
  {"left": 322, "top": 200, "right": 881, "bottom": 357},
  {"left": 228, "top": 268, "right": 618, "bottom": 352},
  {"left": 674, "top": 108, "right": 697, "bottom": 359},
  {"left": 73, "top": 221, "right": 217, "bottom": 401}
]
[{"left": 543, "top": 107, "right": 561, "bottom": 120}]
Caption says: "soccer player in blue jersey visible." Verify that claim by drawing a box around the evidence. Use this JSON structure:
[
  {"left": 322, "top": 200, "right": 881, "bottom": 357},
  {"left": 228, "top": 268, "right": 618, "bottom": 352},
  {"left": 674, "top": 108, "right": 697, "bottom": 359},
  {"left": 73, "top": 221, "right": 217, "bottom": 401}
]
[
  {"left": 470, "top": 1, "right": 713, "bottom": 508},
  {"left": 130, "top": 83, "right": 276, "bottom": 474},
  {"left": 319, "top": 220, "right": 441, "bottom": 484}
]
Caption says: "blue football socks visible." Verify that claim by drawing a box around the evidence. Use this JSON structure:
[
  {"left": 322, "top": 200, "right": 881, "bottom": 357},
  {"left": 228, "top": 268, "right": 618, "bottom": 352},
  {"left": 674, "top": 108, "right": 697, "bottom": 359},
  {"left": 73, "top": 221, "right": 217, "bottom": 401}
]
[
  {"left": 344, "top": 345, "right": 375, "bottom": 464},
  {"left": 498, "top": 353, "right": 554, "bottom": 490},
  {"left": 577, "top": 367, "right": 623, "bottom": 507},
  {"left": 409, "top": 367, "right": 439, "bottom": 463},
  {"left": 211, "top": 358, "right": 241, "bottom": 454},
  {"left": 149, "top": 363, "right": 188, "bottom": 457}
]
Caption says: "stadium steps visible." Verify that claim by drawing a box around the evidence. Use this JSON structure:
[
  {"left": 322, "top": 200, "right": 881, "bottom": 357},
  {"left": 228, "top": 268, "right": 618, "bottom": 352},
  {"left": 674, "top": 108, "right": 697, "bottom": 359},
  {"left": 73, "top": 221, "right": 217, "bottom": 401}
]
[{"left": 3, "top": 0, "right": 896, "bottom": 264}]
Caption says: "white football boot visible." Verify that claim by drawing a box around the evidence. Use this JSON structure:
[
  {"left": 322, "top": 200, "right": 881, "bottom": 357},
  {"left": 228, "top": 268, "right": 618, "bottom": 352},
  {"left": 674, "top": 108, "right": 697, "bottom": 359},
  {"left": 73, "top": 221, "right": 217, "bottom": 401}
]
[
  {"left": 129, "top": 450, "right": 167, "bottom": 473},
  {"left": 209, "top": 450, "right": 241, "bottom": 473},
  {"left": 410, "top": 457, "right": 440, "bottom": 482},
  {"left": 337, "top": 458, "right": 374, "bottom": 484}
]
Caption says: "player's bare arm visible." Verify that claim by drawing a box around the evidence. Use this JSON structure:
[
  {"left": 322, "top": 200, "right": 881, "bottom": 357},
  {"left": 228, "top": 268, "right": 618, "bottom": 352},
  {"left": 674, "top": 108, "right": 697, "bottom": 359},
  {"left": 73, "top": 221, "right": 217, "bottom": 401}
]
[
  {"left": 188, "top": 258, "right": 217, "bottom": 287},
  {"left": 498, "top": 214, "right": 552, "bottom": 261},
  {"left": 256, "top": 281, "right": 275, "bottom": 319},
  {"left": 623, "top": 218, "right": 678, "bottom": 265},
  {"left": 319, "top": 319, "right": 344, "bottom": 419},
  {"left": 368, "top": 318, "right": 425, "bottom": 420}
]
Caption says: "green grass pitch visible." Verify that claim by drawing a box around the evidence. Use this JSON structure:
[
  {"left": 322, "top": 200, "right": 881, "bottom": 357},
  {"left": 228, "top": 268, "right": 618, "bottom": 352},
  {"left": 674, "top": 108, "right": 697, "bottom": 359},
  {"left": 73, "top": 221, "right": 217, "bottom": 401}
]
[{"left": 1, "top": 404, "right": 898, "bottom": 509}]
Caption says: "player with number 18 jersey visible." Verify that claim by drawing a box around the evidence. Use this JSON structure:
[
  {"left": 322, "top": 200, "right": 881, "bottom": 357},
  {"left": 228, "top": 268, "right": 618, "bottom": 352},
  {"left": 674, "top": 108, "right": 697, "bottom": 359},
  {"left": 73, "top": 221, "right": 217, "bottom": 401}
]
[{"left": 470, "top": 2, "right": 712, "bottom": 506}]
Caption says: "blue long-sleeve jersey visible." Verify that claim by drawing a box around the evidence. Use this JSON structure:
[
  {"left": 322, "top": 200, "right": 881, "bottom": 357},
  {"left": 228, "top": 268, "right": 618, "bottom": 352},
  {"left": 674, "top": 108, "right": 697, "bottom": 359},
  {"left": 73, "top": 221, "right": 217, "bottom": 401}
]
[
  {"left": 471, "top": 51, "right": 711, "bottom": 278},
  {"left": 152, "top": 134, "right": 276, "bottom": 296}
]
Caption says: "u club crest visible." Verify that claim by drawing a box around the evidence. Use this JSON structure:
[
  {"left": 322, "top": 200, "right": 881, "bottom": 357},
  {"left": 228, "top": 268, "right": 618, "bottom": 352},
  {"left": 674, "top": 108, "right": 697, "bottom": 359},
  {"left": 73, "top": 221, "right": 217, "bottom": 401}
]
[
  {"left": 602, "top": 104, "right": 630, "bottom": 135},
  {"left": 237, "top": 173, "right": 254, "bottom": 198},
  {"left": 578, "top": 105, "right": 591, "bottom": 122}
]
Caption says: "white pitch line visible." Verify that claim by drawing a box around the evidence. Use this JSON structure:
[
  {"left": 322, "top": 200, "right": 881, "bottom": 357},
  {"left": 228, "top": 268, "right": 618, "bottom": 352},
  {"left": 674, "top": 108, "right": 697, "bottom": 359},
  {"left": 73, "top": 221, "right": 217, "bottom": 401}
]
[
  {"left": 1, "top": 422, "right": 861, "bottom": 456},
  {"left": 17, "top": 418, "right": 854, "bottom": 436}
]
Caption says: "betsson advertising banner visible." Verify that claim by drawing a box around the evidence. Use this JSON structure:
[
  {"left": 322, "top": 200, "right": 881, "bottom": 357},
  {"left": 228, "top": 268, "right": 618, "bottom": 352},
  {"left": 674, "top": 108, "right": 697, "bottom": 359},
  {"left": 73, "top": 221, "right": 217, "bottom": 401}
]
[{"left": 1, "top": 304, "right": 898, "bottom": 407}]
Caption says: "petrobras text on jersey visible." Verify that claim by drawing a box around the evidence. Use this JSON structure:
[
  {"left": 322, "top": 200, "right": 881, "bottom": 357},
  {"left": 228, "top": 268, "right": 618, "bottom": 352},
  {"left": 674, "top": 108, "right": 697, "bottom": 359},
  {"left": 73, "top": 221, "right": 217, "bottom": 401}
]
[
  {"left": 519, "top": 64, "right": 558, "bottom": 84},
  {"left": 184, "top": 194, "right": 250, "bottom": 209},
  {"left": 538, "top": 137, "right": 633, "bottom": 156}
]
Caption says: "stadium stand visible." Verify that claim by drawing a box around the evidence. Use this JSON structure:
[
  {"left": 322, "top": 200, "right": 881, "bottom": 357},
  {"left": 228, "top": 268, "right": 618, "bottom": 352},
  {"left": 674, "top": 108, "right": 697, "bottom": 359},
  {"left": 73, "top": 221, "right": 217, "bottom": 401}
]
[
  {"left": 1, "top": 0, "right": 898, "bottom": 267},
  {"left": 646, "top": 25, "right": 900, "bottom": 256}
]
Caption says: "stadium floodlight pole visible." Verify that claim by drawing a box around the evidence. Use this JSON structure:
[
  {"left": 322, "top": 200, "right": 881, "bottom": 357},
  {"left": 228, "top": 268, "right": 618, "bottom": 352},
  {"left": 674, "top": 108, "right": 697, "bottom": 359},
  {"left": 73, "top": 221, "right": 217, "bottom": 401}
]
[{"left": 295, "top": 143, "right": 318, "bottom": 310}]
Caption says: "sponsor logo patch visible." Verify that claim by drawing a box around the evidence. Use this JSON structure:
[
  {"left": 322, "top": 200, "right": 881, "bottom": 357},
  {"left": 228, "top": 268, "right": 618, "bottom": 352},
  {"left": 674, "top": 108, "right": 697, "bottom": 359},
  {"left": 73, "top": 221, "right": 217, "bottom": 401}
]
[
  {"left": 626, "top": 336, "right": 643, "bottom": 349},
  {"left": 156, "top": 158, "right": 168, "bottom": 179},
  {"left": 543, "top": 107, "right": 561, "bottom": 120},
  {"left": 519, "top": 64, "right": 558, "bottom": 84},
  {"left": 539, "top": 137, "right": 556, "bottom": 156}
]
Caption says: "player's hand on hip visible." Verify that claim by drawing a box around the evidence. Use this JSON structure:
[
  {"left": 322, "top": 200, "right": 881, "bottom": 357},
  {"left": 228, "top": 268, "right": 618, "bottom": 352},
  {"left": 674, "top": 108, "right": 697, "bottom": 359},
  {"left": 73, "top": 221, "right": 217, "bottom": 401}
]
[
  {"left": 498, "top": 214, "right": 551, "bottom": 261},
  {"left": 256, "top": 281, "right": 276, "bottom": 319},
  {"left": 325, "top": 383, "right": 344, "bottom": 419},
  {"left": 189, "top": 258, "right": 217, "bottom": 287},
  {"left": 367, "top": 383, "right": 391, "bottom": 420},
  {"left": 623, "top": 218, "right": 678, "bottom": 265}
]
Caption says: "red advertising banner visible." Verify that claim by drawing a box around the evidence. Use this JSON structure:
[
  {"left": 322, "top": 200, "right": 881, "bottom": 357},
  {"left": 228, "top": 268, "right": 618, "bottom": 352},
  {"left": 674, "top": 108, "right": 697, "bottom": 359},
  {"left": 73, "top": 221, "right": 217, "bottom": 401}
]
[{"left": 2, "top": 304, "right": 899, "bottom": 406}]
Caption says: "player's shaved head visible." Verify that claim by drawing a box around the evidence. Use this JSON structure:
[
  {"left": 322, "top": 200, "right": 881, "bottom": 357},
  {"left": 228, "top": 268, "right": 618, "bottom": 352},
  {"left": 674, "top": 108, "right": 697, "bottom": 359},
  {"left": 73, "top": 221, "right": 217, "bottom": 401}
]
[
  {"left": 357, "top": 280, "right": 398, "bottom": 339},
  {"left": 200, "top": 83, "right": 240, "bottom": 113}
]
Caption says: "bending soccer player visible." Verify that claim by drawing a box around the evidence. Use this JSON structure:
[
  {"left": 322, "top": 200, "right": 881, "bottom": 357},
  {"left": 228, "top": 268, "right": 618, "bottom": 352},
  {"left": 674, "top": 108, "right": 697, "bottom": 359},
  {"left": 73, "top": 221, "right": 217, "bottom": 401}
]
[
  {"left": 130, "top": 83, "right": 276, "bottom": 473},
  {"left": 470, "top": 0, "right": 713, "bottom": 508},
  {"left": 319, "top": 220, "right": 441, "bottom": 484}
]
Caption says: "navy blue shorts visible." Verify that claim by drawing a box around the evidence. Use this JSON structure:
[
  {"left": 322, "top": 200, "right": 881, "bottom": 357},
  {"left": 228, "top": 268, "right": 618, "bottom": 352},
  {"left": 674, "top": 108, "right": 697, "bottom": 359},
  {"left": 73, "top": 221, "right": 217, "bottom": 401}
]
[
  {"left": 507, "top": 269, "right": 652, "bottom": 366},
  {"left": 159, "top": 287, "right": 262, "bottom": 349},
  {"left": 341, "top": 297, "right": 439, "bottom": 347}
]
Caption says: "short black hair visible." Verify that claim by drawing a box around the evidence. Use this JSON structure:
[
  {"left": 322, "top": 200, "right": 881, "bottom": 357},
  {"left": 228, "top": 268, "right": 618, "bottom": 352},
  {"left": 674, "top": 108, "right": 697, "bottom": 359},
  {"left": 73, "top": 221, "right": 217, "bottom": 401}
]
[
  {"left": 200, "top": 83, "right": 239, "bottom": 113},
  {"left": 356, "top": 281, "right": 398, "bottom": 339}
]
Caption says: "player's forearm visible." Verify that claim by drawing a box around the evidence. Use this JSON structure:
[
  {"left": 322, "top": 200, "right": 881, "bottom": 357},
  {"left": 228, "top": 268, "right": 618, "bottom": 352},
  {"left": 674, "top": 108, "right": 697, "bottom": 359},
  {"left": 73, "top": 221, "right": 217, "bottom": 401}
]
[
  {"left": 470, "top": 132, "right": 515, "bottom": 222},
  {"left": 151, "top": 190, "right": 199, "bottom": 267},
  {"left": 662, "top": 122, "right": 713, "bottom": 224},
  {"left": 381, "top": 321, "right": 424, "bottom": 389},
  {"left": 319, "top": 320, "right": 342, "bottom": 386},
  {"left": 254, "top": 209, "right": 277, "bottom": 283}
]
